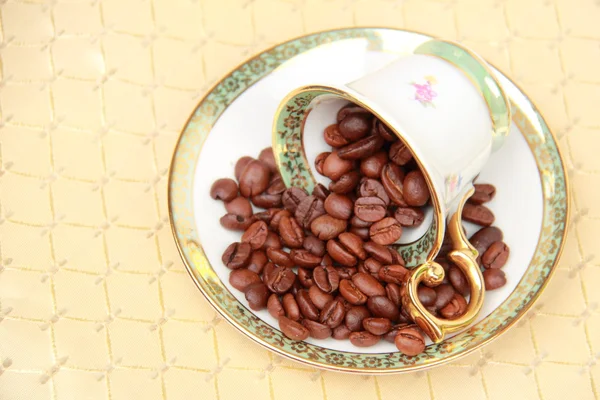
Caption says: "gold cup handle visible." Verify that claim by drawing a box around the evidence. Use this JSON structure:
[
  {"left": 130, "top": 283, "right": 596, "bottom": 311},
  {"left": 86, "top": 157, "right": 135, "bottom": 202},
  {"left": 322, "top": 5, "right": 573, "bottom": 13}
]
[{"left": 401, "top": 187, "right": 485, "bottom": 343}]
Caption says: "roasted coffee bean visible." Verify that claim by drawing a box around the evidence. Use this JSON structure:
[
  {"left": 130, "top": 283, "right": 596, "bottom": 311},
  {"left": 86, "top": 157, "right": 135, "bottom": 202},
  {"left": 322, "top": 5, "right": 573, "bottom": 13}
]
[
  {"left": 269, "top": 209, "right": 291, "bottom": 231},
  {"left": 482, "top": 241, "right": 510, "bottom": 269},
  {"left": 462, "top": 203, "right": 495, "bottom": 226},
  {"left": 210, "top": 178, "right": 238, "bottom": 202},
  {"left": 220, "top": 213, "right": 256, "bottom": 231},
  {"left": 295, "top": 195, "right": 326, "bottom": 229},
  {"left": 324, "top": 124, "right": 350, "bottom": 147},
  {"left": 374, "top": 119, "right": 397, "bottom": 141},
  {"left": 308, "top": 285, "right": 333, "bottom": 310},
  {"left": 394, "top": 207, "right": 425, "bottom": 227},
  {"left": 313, "top": 183, "right": 330, "bottom": 200},
  {"left": 389, "top": 247, "right": 405, "bottom": 266},
  {"left": 261, "top": 231, "right": 282, "bottom": 250},
  {"left": 239, "top": 160, "right": 271, "bottom": 197},
  {"left": 315, "top": 152, "right": 331, "bottom": 175},
  {"left": 251, "top": 192, "right": 282, "bottom": 209},
  {"left": 282, "top": 293, "right": 301, "bottom": 321},
  {"left": 339, "top": 279, "right": 368, "bottom": 305},
  {"left": 313, "top": 265, "right": 340, "bottom": 293},
  {"left": 321, "top": 254, "right": 334, "bottom": 266},
  {"left": 310, "top": 214, "right": 347, "bottom": 240},
  {"left": 381, "top": 163, "right": 407, "bottom": 206},
  {"left": 349, "top": 226, "right": 370, "bottom": 241},
  {"left": 266, "top": 266, "right": 297, "bottom": 294},
  {"left": 324, "top": 193, "right": 353, "bottom": 220},
  {"left": 336, "top": 295, "right": 353, "bottom": 312},
  {"left": 337, "top": 104, "right": 371, "bottom": 122},
  {"left": 229, "top": 269, "right": 261, "bottom": 292},
  {"left": 367, "top": 296, "right": 399, "bottom": 320},
  {"left": 279, "top": 216, "right": 304, "bottom": 248},
  {"left": 327, "top": 240, "right": 357, "bottom": 266},
  {"left": 349, "top": 331, "right": 380, "bottom": 347},
  {"left": 302, "top": 235, "right": 326, "bottom": 257},
  {"left": 222, "top": 242, "right": 252, "bottom": 269},
  {"left": 439, "top": 293, "right": 468, "bottom": 319},
  {"left": 281, "top": 187, "right": 308, "bottom": 213},
  {"left": 290, "top": 249, "right": 322, "bottom": 268},
  {"left": 384, "top": 323, "right": 410, "bottom": 343},
  {"left": 296, "top": 290, "right": 320, "bottom": 321},
  {"left": 235, "top": 156, "right": 254, "bottom": 181},
  {"left": 417, "top": 286, "right": 437, "bottom": 307},
  {"left": 266, "top": 248, "right": 294, "bottom": 268},
  {"left": 338, "top": 113, "right": 372, "bottom": 141},
  {"left": 335, "top": 266, "right": 357, "bottom": 280},
  {"left": 378, "top": 264, "right": 409, "bottom": 284},
  {"left": 352, "top": 273, "right": 386, "bottom": 297},
  {"left": 370, "top": 217, "right": 402, "bottom": 245},
  {"left": 449, "top": 266, "right": 470, "bottom": 297},
  {"left": 358, "top": 178, "right": 390, "bottom": 205},
  {"left": 403, "top": 171, "right": 429, "bottom": 207},
  {"left": 364, "top": 241, "right": 393, "bottom": 264},
  {"left": 225, "top": 196, "right": 253, "bottom": 218},
  {"left": 345, "top": 306, "right": 371, "bottom": 332},
  {"left": 389, "top": 141, "right": 413, "bottom": 166},
  {"left": 483, "top": 269, "right": 507, "bottom": 290},
  {"left": 469, "top": 184, "right": 496, "bottom": 205},
  {"left": 297, "top": 267, "right": 314, "bottom": 288},
  {"left": 338, "top": 134, "right": 384, "bottom": 160},
  {"left": 329, "top": 170, "right": 361, "bottom": 194},
  {"left": 261, "top": 262, "right": 276, "bottom": 282},
  {"left": 279, "top": 316, "right": 309, "bottom": 341},
  {"left": 290, "top": 279, "right": 304, "bottom": 296},
  {"left": 469, "top": 226, "right": 503, "bottom": 265},
  {"left": 350, "top": 215, "right": 372, "bottom": 228},
  {"left": 320, "top": 298, "right": 345, "bottom": 328},
  {"left": 245, "top": 283, "right": 269, "bottom": 311},
  {"left": 394, "top": 326, "right": 425, "bottom": 356},
  {"left": 363, "top": 317, "right": 392, "bottom": 335},
  {"left": 241, "top": 221, "right": 268, "bottom": 250},
  {"left": 360, "top": 151, "right": 388, "bottom": 179},
  {"left": 354, "top": 196, "right": 387, "bottom": 222},
  {"left": 267, "top": 294, "right": 284, "bottom": 319},
  {"left": 255, "top": 208, "right": 280, "bottom": 224},
  {"left": 322, "top": 151, "right": 354, "bottom": 181},
  {"left": 434, "top": 284, "right": 455, "bottom": 309},
  {"left": 436, "top": 258, "right": 452, "bottom": 284},
  {"left": 332, "top": 324, "right": 352, "bottom": 340},
  {"left": 386, "top": 283, "right": 402, "bottom": 307},
  {"left": 258, "top": 147, "right": 277, "bottom": 173},
  {"left": 303, "top": 320, "right": 332, "bottom": 339},
  {"left": 338, "top": 232, "right": 367, "bottom": 260},
  {"left": 247, "top": 250, "right": 268, "bottom": 274}
]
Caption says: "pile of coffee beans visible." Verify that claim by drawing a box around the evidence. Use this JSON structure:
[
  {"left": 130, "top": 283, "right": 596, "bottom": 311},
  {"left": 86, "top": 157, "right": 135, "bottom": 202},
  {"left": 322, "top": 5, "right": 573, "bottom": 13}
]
[{"left": 210, "top": 103, "right": 509, "bottom": 355}]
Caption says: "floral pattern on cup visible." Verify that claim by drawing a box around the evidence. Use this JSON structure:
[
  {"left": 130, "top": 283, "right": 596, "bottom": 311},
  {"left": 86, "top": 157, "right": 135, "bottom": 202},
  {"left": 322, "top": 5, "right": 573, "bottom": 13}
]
[{"left": 410, "top": 75, "right": 437, "bottom": 107}]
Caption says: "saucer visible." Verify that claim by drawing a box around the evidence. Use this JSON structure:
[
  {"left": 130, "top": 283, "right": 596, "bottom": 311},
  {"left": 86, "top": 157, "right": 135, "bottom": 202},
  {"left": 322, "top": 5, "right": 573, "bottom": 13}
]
[{"left": 168, "top": 28, "right": 568, "bottom": 373}]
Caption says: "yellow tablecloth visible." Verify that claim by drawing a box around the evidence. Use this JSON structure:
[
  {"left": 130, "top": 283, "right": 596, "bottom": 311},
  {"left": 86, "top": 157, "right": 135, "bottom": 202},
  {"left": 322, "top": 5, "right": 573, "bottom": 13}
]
[{"left": 1, "top": 0, "right": 598, "bottom": 399}]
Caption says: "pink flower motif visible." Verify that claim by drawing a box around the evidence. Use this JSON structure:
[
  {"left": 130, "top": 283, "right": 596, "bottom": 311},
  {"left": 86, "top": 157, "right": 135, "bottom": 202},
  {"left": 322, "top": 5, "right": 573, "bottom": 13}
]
[{"left": 410, "top": 78, "right": 438, "bottom": 107}]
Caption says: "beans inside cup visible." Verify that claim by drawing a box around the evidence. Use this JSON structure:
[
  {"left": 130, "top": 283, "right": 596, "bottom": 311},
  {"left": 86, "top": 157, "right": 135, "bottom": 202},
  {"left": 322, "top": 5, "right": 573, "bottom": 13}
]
[{"left": 210, "top": 103, "right": 510, "bottom": 356}]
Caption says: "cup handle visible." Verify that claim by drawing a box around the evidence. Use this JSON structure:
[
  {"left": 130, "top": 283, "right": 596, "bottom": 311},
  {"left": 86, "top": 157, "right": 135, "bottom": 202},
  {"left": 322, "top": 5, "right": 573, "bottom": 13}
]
[{"left": 401, "top": 186, "right": 485, "bottom": 343}]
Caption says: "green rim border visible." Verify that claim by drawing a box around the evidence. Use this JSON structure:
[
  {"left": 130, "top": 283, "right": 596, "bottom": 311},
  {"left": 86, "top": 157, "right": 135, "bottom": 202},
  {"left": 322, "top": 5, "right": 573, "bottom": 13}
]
[{"left": 168, "top": 28, "right": 569, "bottom": 373}]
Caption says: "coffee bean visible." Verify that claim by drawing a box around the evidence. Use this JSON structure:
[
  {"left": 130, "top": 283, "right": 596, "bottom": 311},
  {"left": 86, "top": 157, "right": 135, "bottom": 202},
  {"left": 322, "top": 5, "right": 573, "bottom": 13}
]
[
  {"left": 315, "top": 152, "right": 331, "bottom": 175},
  {"left": 354, "top": 196, "right": 387, "bottom": 223},
  {"left": 297, "top": 267, "right": 314, "bottom": 288},
  {"left": 367, "top": 296, "right": 399, "bottom": 320},
  {"left": 290, "top": 279, "right": 303, "bottom": 296},
  {"left": 308, "top": 285, "right": 333, "bottom": 310},
  {"left": 381, "top": 163, "right": 407, "bottom": 206},
  {"left": 483, "top": 269, "right": 507, "bottom": 290},
  {"left": 439, "top": 293, "right": 468, "bottom": 319},
  {"left": 394, "top": 207, "right": 425, "bottom": 227},
  {"left": 389, "top": 247, "right": 405, "bottom": 266},
  {"left": 389, "top": 141, "right": 413, "bottom": 166},
  {"left": 290, "top": 249, "right": 322, "bottom": 268},
  {"left": 384, "top": 323, "right": 410, "bottom": 343},
  {"left": 279, "top": 216, "right": 304, "bottom": 248},
  {"left": 234, "top": 157, "right": 253, "bottom": 181},
  {"left": 363, "top": 317, "right": 392, "bottom": 335},
  {"left": 310, "top": 214, "right": 347, "bottom": 241},
  {"left": 322, "top": 151, "right": 354, "bottom": 181},
  {"left": 261, "top": 262, "right": 276, "bottom": 282},
  {"left": 417, "top": 286, "right": 437, "bottom": 307},
  {"left": 267, "top": 294, "right": 284, "bottom": 319},
  {"left": 282, "top": 293, "right": 301, "bottom": 321},
  {"left": 386, "top": 283, "right": 402, "bottom": 307},
  {"left": 358, "top": 258, "right": 380, "bottom": 277},
  {"left": 358, "top": 178, "right": 390, "bottom": 205},
  {"left": 261, "top": 231, "right": 282, "bottom": 250},
  {"left": 324, "top": 124, "right": 350, "bottom": 147},
  {"left": 337, "top": 104, "right": 371, "bottom": 123},
  {"left": 313, "top": 183, "right": 330, "bottom": 200},
  {"left": 296, "top": 290, "right": 320, "bottom": 321},
  {"left": 338, "top": 134, "right": 384, "bottom": 160},
  {"left": 255, "top": 208, "right": 279, "bottom": 224},
  {"left": 338, "top": 232, "right": 367, "bottom": 260},
  {"left": 324, "top": 193, "right": 353, "bottom": 220},
  {"left": 320, "top": 298, "right": 345, "bottom": 328},
  {"left": 279, "top": 316, "right": 309, "bottom": 341},
  {"left": 339, "top": 279, "right": 367, "bottom": 305},
  {"left": 336, "top": 295, "right": 353, "bottom": 312},
  {"left": 229, "top": 269, "right": 261, "bottom": 292},
  {"left": 329, "top": 170, "right": 361, "bottom": 194},
  {"left": 332, "top": 324, "right": 352, "bottom": 340},
  {"left": 239, "top": 160, "right": 271, "bottom": 197},
  {"left": 469, "top": 184, "right": 496, "bottom": 205},
  {"left": 448, "top": 266, "right": 470, "bottom": 297},
  {"left": 266, "top": 266, "right": 296, "bottom": 294},
  {"left": 313, "top": 265, "right": 340, "bottom": 293},
  {"left": 302, "top": 320, "right": 332, "bottom": 339},
  {"left": 225, "top": 196, "right": 253, "bottom": 218},
  {"left": 351, "top": 215, "right": 373, "bottom": 228},
  {"left": 469, "top": 227, "right": 503, "bottom": 265},
  {"left": 295, "top": 195, "right": 325, "bottom": 229},
  {"left": 268, "top": 209, "right": 290, "bottom": 231},
  {"left": 369, "top": 217, "right": 402, "bottom": 245},
  {"left": 222, "top": 242, "right": 252, "bottom": 269},
  {"left": 301, "top": 235, "right": 325, "bottom": 257},
  {"left": 394, "top": 326, "right": 425, "bottom": 356},
  {"left": 352, "top": 273, "right": 386, "bottom": 297},
  {"left": 327, "top": 239, "right": 357, "bottom": 266},
  {"left": 349, "top": 331, "right": 380, "bottom": 347},
  {"left": 335, "top": 266, "right": 357, "bottom": 280},
  {"left": 403, "top": 171, "right": 429, "bottom": 207},
  {"left": 258, "top": 147, "right": 277, "bottom": 173},
  {"left": 220, "top": 213, "right": 256, "bottom": 231},
  {"left": 266, "top": 248, "right": 294, "bottom": 268},
  {"left": 321, "top": 254, "right": 334, "bottom": 266},
  {"left": 345, "top": 306, "right": 371, "bottom": 332},
  {"left": 378, "top": 264, "right": 409, "bottom": 284},
  {"left": 251, "top": 192, "right": 282, "bottom": 209},
  {"left": 247, "top": 250, "right": 268, "bottom": 274},
  {"left": 482, "top": 241, "right": 509, "bottom": 269},
  {"left": 360, "top": 151, "right": 388, "bottom": 179},
  {"left": 245, "top": 283, "right": 269, "bottom": 311},
  {"left": 282, "top": 187, "right": 308, "bottom": 213},
  {"left": 241, "top": 221, "right": 268, "bottom": 250},
  {"left": 374, "top": 119, "right": 397, "bottom": 141},
  {"left": 462, "top": 203, "right": 495, "bottom": 226},
  {"left": 349, "top": 226, "right": 370, "bottom": 241},
  {"left": 434, "top": 284, "right": 455, "bottom": 309},
  {"left": 210, "top": 178, "right": 238, "bottom": 202},
  {"left": 364, "top": 241, "right": 393, "bottom": 264},
  {"left": 338, "top": 113, "right": 372, "bottom": 141}
]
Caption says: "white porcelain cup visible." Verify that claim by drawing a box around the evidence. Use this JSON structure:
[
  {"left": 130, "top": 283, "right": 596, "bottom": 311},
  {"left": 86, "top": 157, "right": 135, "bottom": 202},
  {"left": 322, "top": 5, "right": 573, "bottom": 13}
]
[{"left": 272, "top": 39, "right": 511, "bottom": 343}]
